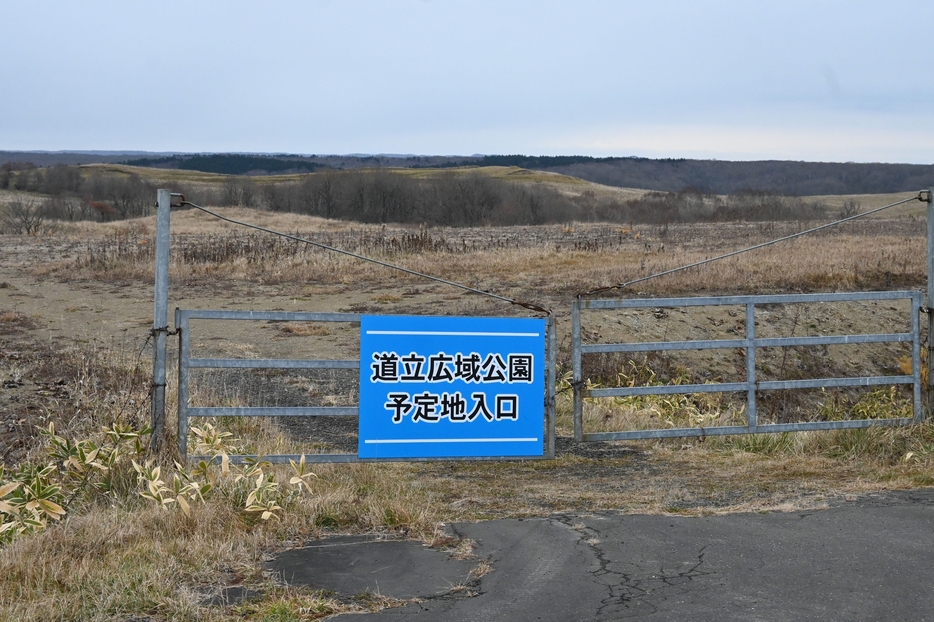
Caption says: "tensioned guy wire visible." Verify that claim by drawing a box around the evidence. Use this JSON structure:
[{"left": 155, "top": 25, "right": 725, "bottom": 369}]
[
  {"left": 580, "top": 192, "right": 928, "bottom": 298},
  {"left": 180, "top": 201, "right": 552, "bottom": 315}
]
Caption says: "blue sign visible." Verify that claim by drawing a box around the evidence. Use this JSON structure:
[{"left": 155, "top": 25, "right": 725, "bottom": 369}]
[{"left": 358, "top": 315, "right": 546, "bottom": 459}]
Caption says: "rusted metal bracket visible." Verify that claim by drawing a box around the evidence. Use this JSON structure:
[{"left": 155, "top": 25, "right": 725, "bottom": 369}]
[
  {"left": 149, "top": 326, "right": 179, "bottom": 338},
  {"left": 153, "top": 193, "right": 186, "bottom": 209}
]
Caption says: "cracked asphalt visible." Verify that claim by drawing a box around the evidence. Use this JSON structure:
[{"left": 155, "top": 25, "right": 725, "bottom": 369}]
[{"left": 271, "top": 489, "right": 934, "bottom": 621}]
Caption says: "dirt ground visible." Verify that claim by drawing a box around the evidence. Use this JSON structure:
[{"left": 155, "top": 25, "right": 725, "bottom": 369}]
[{"left": 1, "top": 212, "right": 930, "bottom": 515}]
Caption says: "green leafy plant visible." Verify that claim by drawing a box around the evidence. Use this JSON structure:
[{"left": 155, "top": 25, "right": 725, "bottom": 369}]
[
  {"left": 289, "top": 454, "right": 318, "bottom": 493},
  {"left": 0, "top": 465, "right": 64, "bottom": 541},
  {"left": 131, "top": 460, "right": 212, "bottom": 517},
  {"left": 189, "top": 420, "right": 237, "bottom": 456},
  {"left": 243, "top": 468, "right": 283, "bottom": 521},
  {"left": 132, "top": 450, "right": 317, "bottom": 523},
  {"left": 0, "top": 422, "right": 150, "bottom": 544}
]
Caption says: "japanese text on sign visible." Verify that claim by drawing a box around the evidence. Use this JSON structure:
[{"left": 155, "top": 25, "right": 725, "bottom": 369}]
[
  {"left": 358, "top": 315, "right": 546, "bottom": 459},
  {"left": 371, "top": 351, "right": 533, "bottom": 384}
]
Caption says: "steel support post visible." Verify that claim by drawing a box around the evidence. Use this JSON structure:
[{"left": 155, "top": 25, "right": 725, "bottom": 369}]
[
  {"left": 572, "top": 299, "right": 583, "bottom": 441},
  {"left": 176, "top": 308, "right": 189, "bottom": 459},
  {"left": 912, "top": 294, "right": 923, "bottom": 422},
  {"left": 746, "top": 302, "right": 757, "bottom": 432},
  {"left": 151, "top": 189, "right": 172, "bottom": 451},
  {"left": 927, "top": 188, "right": 934, "bottom": 419},
  {"left": 546, "top": 315, "right": 557, "bottom": 459}
]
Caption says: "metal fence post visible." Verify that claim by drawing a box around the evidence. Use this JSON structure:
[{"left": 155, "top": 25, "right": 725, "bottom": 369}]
[
  {"left": 572, "top": 298, "right": 583, "bottom": 441},
  {"left": 546, "top": 315, "right": 557, "bottom": 459},
  {"left": 912, "top": 293, "right": 923, "bottom": 423},
  {"left": 746, "top": 302, "right": 757, "bottom": 432},
  {"left": 176, "top": 308, "right": 189, "bottom": 459},
  {"left": 927, "top": 187, "right": 934, "bottom": 419},
  {"left": 150, "top": 189, "right": 171, "bottom": 451}
]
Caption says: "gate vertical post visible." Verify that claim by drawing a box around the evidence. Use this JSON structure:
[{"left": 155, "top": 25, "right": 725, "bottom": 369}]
[
  {"left": 912, "top": 293, "right": 923, "bottom": 423},
  {"left": 572, "top": 298, "right": 583, "bottom": 441},
  {"left": 176, "top": 308, "right": 189, "bottom": 459},
  {"left": 746, "top": 302, "right": 757, "bottom": 432},
  {"left": 927, "top": 188, "right": 934, "bottom": 419},
  {"left": 545, "top": 315, "right": 556, "bottom": 459},
  {"left": 150, "top": 189, "right": 172, "bottom": 451}
]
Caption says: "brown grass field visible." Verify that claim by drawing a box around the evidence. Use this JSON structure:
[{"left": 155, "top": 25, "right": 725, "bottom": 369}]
[{"left": 1, "top": 188, "right": 933, "bottom": 620}]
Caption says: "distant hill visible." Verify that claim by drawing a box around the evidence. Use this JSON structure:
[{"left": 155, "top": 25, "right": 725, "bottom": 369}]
[
  {"left": 0, "top": 150, "right": 171, "bottom": 167},
  {"left": 2, "top": 151, "right": 932, "bottom": 195},
  {"left": 121, "top": 154, "right": 324, "bottom": 175},
  {"left": 475, "top": 156, "right": 934, "bottom": 196}
]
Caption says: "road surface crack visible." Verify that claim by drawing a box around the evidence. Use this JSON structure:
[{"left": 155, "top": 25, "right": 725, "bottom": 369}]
[{"left": 556, "top": 516, "right": 712, "bottom": 618}]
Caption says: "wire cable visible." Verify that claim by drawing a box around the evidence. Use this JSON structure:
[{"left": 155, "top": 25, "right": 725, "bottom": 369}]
[
  {"left": 580, "top": 192, "right": 928, "bottom": 298},
  {"left": 180, "top": 201, "right": 552, "bottom": 315}
]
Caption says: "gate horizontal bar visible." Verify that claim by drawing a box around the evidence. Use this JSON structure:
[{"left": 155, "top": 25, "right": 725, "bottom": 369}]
[
  {"left": 582, "top": 417, "right": 913, "bottom": 441},
  {"left": 586, "top": 382, "right": 748, "bottom": 397},
  {"left": 582, "top": 339, "right": 747, "bottom": 353},
  {"left": 580, "top": 290, "right": 921, "bottom": 309},
  {"left": 757, "top": 375, "right": 913, "bottom": 390},
  {"left": 584, "top": 375, "right": 913, "bottom": 398},
  {"left": 188, "top": 358, "right": 359, "bottom": 370},
  {"left": 755, "top": 333, "right": 913, "bottom": 347},
  {"left": 581, "top": 332, "right": 912, "bottom": 354},
  {"left": 188, "top": 406, "right": 358, "bottom": 417},
  {"left": 192, "top": 452, "right": 555, "bottom": 464},
  {"left": 583, "top": 425, "right": 750, "bottom": 440},
  {"left": 178, "top": 309, "right": 361, "bottom": 322}
]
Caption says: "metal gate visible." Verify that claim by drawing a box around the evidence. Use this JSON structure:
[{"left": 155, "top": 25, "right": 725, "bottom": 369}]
[
  {"left": 176, "top": 309, "right": 556, "bottom": 462},
  {"left": 571, "top": 291, "right": 923, "bottom": 441}
]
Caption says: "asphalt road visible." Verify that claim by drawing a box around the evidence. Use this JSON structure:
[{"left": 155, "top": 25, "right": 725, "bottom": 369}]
[{"left": 268, "top": 489, "right": 934, "bottom": 621}]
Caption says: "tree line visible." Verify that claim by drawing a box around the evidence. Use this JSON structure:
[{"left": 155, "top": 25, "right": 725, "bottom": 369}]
[
  {"left": 537, "top": 158, "right": 934, "bottom": 196},
  {"left": 175, "top": 174, "right": 837, "bottom": 226},
  {"left": 2, "top": 163, "right": 158, "bottom": 221},
  {"left": 5, "top": 151, "right": 933, "bottom": 195},
  {"left": 216, "top": 170, "right": 579, "bottom": 226},
  {"left": 1, "top": 163, "right": 835, "bottom": 234},
  {"left": 121, "top": 154, "right": 324, "bottom": 175},
  {"left": 612, "top": 189, "right": 831, "bottom": 224}
]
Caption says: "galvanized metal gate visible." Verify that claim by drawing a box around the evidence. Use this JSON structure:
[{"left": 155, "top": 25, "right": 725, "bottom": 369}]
[
  {"left": 571, "top": 291, "right": 924, "bottom": 441},
  {"left": 175, "top": 309, "right": 556, "bottom": 462}
]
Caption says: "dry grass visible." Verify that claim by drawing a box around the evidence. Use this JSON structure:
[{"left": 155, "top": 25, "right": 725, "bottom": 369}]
[
  {"left": 38, "top": 211, "right": 925, "bottom": 303},
  {"left": 0, "top": 309, "right": 38, "bottom": 334},
  {"left": 276, "top": 322, "right": 331, "bottom": 337},
  {"left": 0, "top": 336, "right": 445, "bottom": 619},
  {"left": 3, "top": 204, "right": 934, "bottom": 619},
  {"left": 0, "top": 462, "right": 441, "bottom": 621},
  {"left": 809, "top": 191, "right": 929, "bottom": 219},
  {"left": 2, "top": 331, "right": 933, "bottom": 620}
]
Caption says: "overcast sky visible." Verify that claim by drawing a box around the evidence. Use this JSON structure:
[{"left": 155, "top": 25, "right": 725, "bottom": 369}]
[{"left": 2, "top": 1, "right": 932, "bottom": 163}]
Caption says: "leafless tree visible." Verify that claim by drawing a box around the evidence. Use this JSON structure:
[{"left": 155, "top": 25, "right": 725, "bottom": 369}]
[
  {"left": 45, "top": 195, "right": 88, "bottom": 221},
  {"left": 222, "top": 178, "right": 258, "bottom": 207},
  {"left": 1, "top": 199, "right": 52, "bottom": 235},
  {"left": 839, "top": 199, "right": 862, "bottom": 218}
]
